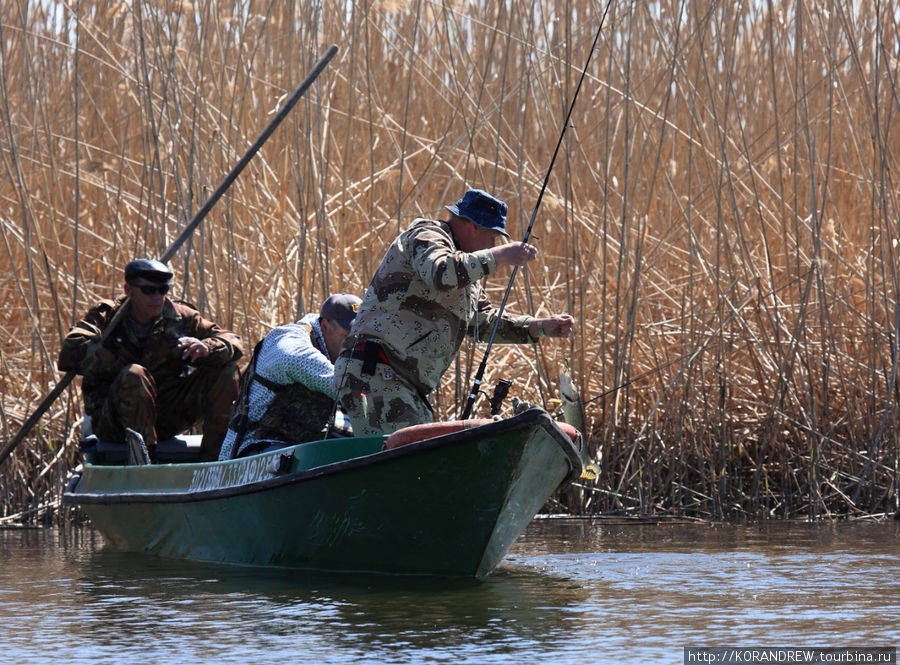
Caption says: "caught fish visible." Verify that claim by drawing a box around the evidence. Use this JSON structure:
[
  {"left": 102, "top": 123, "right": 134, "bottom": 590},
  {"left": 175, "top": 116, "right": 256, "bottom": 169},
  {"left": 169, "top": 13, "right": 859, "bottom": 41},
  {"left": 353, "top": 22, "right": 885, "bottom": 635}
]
[
  {"left": 558, "top": 367, "right": 598, "bottom": 481},
  {"left": 559, "top": 367, "right": 586, "bottom": 437}
]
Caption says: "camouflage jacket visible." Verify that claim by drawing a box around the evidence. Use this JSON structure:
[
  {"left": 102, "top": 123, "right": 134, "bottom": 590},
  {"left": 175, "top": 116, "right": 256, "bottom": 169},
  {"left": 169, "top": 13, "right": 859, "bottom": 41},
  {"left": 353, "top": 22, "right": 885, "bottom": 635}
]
[
  {"left": 58, "top": 296, "right": 243, "bottom": 415},
  {"left": 345, "top": 217, "right": 536, "bottom": 394}
]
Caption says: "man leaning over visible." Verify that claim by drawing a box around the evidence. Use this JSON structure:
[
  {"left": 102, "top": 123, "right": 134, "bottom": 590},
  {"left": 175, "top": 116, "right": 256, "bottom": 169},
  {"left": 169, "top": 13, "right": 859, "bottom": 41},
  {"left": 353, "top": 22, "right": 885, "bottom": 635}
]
[
  {"left": 219, "top": 293, "right": 361, "bottom": 459},
  {"left": 333, "top": 188, "right": 573, "bottom": 436}
]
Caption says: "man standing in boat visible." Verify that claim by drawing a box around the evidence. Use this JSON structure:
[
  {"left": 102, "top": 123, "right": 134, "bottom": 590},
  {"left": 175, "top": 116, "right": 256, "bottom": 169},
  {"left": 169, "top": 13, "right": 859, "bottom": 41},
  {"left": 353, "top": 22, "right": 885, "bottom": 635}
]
[
  {"left": 219, "top": 293, "right": 362, "bottom": 459},
  {"left": 58, "top": 258, "right": 243, "bottom": 461},
  {"left": 333, "top": 188, "right": 574, "bottom": 435}
]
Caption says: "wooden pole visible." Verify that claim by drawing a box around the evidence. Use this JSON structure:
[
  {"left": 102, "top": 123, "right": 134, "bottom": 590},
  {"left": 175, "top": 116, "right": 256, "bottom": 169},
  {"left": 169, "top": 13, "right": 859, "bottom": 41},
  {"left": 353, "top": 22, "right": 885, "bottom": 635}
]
[{"left": 0, "top": 45, "right": 339, "bottom": 466}]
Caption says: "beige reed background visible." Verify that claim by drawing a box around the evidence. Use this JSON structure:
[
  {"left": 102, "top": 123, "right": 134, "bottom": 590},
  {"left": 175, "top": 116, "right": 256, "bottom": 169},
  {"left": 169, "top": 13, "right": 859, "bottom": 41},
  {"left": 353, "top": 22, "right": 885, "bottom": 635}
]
[{"left": 1, "top": 0, "right": 898, "bottom": 522}]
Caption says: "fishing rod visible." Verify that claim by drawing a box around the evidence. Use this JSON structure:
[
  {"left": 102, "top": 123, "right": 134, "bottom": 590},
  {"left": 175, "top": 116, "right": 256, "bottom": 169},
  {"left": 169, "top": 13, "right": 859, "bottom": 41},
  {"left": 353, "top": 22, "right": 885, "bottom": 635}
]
[
  {"left": 0, "top": 45, "right": 339, "bottom": 466},
  {"left": 460, "top": 3, "right": 612, "bottom": 420}
]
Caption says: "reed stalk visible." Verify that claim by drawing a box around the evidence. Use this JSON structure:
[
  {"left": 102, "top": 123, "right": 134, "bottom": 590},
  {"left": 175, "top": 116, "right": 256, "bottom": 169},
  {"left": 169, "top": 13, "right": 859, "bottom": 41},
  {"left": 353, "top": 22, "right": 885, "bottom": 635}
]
[{"left": 1, "top": 0, "right": 899, "bottom": 522}]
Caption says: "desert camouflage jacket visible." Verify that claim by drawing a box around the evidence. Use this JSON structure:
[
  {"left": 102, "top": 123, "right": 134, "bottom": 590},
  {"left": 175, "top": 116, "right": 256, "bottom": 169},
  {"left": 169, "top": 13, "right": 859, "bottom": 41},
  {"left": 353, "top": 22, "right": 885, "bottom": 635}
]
[
  {"left": 58, "top": 296, "right": 243, "bottom": 415},
  {"left": 346, "top": 217, "right": 536, "bottom": 394}
]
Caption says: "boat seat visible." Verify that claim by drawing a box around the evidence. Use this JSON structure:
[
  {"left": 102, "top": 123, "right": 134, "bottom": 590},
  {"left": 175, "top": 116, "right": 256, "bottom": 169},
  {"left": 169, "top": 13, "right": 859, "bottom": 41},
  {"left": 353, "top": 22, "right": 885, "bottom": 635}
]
[
  {"left": 79, "top": 413, "right": 203, "bottom": 464},
  {"left": 78, "top": 432, "right": 204, "bottom": 465}
]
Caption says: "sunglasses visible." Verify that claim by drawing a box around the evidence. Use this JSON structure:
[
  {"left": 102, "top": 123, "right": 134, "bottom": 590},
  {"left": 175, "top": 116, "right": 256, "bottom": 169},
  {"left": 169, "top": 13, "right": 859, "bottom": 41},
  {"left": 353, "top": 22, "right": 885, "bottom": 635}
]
[{"left": 135, "top": 284, "right": 170, "bottom": 295}]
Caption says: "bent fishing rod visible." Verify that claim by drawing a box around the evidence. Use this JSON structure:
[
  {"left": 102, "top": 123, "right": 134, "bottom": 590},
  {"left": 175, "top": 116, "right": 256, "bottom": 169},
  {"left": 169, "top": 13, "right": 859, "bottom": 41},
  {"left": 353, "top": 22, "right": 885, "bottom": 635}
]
[
  {"left": 460, "top": 4, "right": 612, "bottom": 420},
  {"left": 0, "top": 45, "right": 339, "bottom": 466}
]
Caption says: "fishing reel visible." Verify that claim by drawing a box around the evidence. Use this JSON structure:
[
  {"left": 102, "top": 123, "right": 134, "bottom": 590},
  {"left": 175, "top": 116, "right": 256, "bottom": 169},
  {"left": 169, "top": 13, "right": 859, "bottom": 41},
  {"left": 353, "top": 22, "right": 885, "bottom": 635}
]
[{"left": 488, "top": 378, "right": 513, "bottom": 416}]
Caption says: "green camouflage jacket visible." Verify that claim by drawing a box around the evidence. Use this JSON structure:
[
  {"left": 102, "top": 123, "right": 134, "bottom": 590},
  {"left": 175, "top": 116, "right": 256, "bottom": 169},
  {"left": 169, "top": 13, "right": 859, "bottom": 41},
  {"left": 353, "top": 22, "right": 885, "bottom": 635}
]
[
  {"left": 58, "top": 296, "right": 243, "bottom": 415},
  {"left": 347, "top": 217, "right": 536, "bottom": 394}
]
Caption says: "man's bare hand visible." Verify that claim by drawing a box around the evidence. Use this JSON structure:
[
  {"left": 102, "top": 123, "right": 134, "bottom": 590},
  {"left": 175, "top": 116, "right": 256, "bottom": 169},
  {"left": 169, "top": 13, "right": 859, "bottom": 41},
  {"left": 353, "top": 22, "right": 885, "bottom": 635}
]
[
  {"left": 178, "top": 336, "right": 209, "bottom": 361},
  {"left": 530, "top": 314, "right": 575, "bottom": 339},
  {"left": 491, "top": 242, "right": 539, "bottom": 266}
]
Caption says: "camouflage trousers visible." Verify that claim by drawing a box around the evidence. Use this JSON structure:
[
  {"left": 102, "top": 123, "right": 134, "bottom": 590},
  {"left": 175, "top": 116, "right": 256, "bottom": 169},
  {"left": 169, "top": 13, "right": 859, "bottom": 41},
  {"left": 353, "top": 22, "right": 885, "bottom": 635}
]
[
  {"left": 333, "top": 355, "right": 432, "bottom": 436},
  {"left": 90, "top": 362, "right": 239, "bottom": 461}
]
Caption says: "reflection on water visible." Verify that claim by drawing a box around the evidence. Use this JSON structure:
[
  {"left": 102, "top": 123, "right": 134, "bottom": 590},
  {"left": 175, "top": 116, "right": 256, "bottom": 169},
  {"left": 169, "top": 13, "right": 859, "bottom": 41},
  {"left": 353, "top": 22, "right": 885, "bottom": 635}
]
[
  {"left": 1, "top": 520, "right": 897, "bottom": 665},
  {"left": 507, "top": 519, "right": 899, "bottom": 660}
]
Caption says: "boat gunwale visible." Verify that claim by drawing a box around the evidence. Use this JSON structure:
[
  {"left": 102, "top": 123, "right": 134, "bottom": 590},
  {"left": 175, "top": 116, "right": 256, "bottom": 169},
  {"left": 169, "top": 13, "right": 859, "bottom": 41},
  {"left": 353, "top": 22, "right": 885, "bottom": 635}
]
[{"left": 63, "top": 408, "right": 582, "bottom": 506}]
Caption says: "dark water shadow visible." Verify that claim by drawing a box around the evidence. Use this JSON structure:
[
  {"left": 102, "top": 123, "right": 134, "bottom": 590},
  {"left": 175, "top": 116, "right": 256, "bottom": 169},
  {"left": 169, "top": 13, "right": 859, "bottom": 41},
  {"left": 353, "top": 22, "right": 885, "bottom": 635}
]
[{"left": 64, "top": 541, "right": 593, "bottom": 663}]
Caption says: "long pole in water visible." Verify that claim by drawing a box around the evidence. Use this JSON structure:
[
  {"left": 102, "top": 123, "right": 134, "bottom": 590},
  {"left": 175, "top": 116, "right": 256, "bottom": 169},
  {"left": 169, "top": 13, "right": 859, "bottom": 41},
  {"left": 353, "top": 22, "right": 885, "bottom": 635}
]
[
  {"left": 0, "top": 45, "right": 339, "bottom": 466},
  {"left": 460, "top": 6, "right": 611, "bottom": 420}
]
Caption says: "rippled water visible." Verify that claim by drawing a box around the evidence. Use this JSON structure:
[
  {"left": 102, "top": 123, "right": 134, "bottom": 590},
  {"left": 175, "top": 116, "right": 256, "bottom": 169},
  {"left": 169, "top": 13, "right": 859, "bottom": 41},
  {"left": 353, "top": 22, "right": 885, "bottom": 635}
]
[{"left": 1, "top": 520, "right": 897, "bottom": 664}]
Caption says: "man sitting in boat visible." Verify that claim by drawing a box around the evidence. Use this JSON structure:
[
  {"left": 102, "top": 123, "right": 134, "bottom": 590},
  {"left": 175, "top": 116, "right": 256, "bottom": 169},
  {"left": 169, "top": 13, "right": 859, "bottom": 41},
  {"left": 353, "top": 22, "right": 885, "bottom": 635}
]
[
  {"left": 333, "top": 188, "right": 574, "bottom": 436},
  {"left": 58, "top": 258, "right": 244, "bottom": 462},
  {"left": 219, "top": 293, "right": 362, "bottom": 459}
]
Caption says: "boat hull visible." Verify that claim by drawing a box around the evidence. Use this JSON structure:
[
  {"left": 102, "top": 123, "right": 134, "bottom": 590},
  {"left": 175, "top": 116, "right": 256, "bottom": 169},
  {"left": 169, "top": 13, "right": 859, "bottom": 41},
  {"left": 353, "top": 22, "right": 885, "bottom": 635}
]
[{"left": 64, "top": 408, "right": 585, "bottom": 576}]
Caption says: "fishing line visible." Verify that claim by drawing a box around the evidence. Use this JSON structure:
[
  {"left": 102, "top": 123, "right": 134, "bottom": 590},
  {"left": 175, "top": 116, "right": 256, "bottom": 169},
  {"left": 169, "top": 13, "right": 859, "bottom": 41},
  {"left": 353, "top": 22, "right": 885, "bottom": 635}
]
[{"left": 460, "top": 1, "right": 613, "bottom": 419}]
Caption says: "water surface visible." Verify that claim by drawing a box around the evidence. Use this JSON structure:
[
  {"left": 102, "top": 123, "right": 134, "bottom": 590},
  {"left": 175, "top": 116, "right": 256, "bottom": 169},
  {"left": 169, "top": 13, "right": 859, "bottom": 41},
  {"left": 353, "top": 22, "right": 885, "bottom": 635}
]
[{"left": 1, "top": 519, "right": 896, "bottom": 664}]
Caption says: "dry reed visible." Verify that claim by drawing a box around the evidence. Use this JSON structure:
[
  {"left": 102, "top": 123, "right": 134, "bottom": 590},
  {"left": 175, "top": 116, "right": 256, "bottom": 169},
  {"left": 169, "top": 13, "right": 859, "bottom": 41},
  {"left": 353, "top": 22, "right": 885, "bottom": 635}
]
[{"left": 1, "top": 0, "right": 898, "bottom": 523}]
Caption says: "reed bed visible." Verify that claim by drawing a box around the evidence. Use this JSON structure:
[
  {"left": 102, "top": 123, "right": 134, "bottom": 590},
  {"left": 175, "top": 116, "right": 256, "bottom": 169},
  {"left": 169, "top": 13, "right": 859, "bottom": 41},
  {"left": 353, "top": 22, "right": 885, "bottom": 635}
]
[{"left": 1, "top": 0, "right": 898, "bottom": 523}]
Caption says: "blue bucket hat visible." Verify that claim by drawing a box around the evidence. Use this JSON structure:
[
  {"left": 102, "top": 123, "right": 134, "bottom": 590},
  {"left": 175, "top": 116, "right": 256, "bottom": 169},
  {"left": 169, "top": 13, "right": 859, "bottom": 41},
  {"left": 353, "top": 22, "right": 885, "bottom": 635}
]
[{"left": 445, "top": 189, "right": 509, "bottom": 237}]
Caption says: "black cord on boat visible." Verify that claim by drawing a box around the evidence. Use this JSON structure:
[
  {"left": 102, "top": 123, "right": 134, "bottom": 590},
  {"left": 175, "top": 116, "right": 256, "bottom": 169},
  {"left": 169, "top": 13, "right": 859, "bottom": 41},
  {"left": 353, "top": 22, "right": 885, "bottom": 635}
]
[{"left": 460, "top": 4, "right": 612, "bottom": 420}]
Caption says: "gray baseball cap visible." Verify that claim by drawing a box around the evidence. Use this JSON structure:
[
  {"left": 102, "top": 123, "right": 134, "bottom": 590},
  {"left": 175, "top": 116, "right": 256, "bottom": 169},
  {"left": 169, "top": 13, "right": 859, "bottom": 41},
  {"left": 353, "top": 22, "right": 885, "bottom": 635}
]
[{"left": 320, "top": 293, "right": 362, "bottom": 331}]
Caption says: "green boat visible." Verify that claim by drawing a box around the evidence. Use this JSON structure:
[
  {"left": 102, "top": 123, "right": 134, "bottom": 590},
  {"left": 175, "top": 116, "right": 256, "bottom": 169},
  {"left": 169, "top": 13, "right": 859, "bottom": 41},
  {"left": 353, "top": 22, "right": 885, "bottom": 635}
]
[{"left": 63, "top": 407, "right": 587, "bottom": 577}]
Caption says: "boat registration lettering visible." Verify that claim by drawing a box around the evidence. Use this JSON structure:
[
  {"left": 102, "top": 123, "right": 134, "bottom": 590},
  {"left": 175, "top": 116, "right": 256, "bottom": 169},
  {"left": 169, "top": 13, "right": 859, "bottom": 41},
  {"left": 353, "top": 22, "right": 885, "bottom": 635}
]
[{"left": 188, "top": 455, "right": 274, "bottom": 491}]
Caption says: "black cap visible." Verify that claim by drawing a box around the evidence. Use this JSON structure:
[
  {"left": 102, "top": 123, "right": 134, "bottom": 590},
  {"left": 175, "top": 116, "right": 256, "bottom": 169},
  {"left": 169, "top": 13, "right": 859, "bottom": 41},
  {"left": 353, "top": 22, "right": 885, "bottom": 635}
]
[
  {"left": 319, "top": 293, "right": 362, "bottom": 331},
  {"left": 124, "top": 258, "right": 173, "bottom": 284}
]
